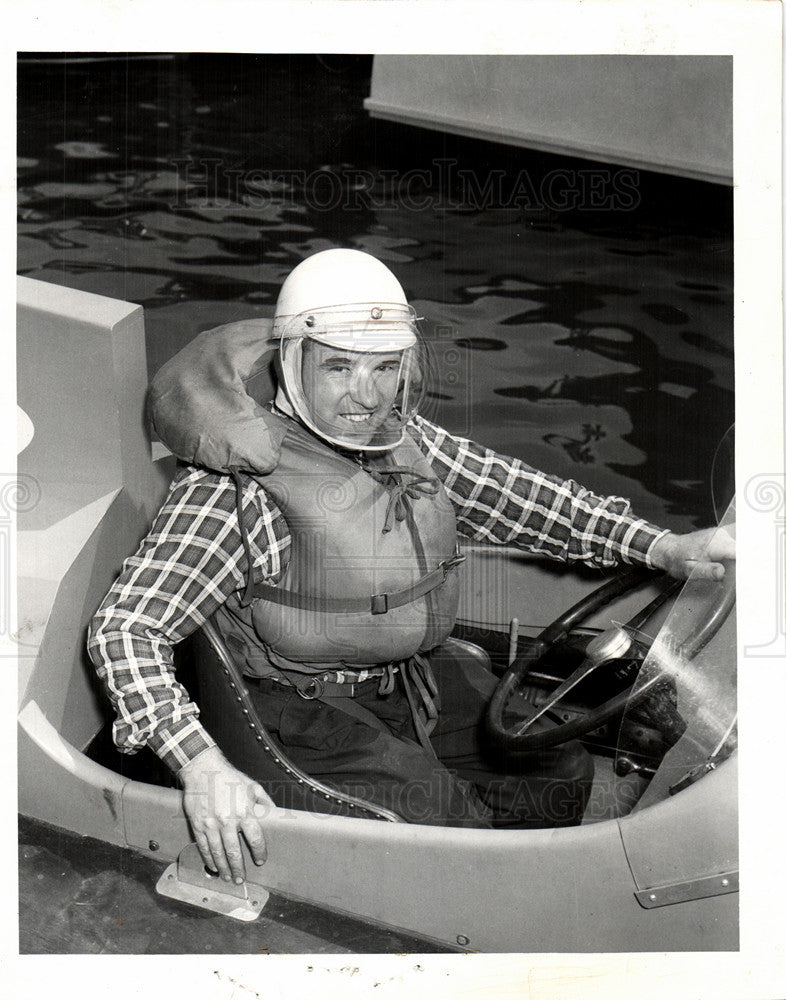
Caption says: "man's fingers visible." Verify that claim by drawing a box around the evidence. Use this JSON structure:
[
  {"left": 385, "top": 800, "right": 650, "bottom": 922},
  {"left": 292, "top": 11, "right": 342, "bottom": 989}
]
[
  {"left": 219, "top": 825, "right": 247, "bottom": 884},
  {"left": 204, "top": 823, "right": 232, "bottom": 881},
  {"left": 711, "top": 540, "right": 736, "bottom": 562},
  {"left": 685, "top": 560, "right": 726, "bottom": 581},
  {"left": 248, "top": 783, "right": 273, "bottom": 864},
  {"left": 241, "top": 815, "right": 268, "bottom": 866},
  {"left": 197, "top": 820, "right": 264, "bottom": 881},
  {"left": 194, "top": 831, "right": 219, "bottom": 874}
]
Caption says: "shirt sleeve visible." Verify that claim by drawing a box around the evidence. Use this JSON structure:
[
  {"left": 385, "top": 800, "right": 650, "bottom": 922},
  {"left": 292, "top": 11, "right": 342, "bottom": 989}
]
[
  {"left": 86, "top": 466, "right": 289, "bottom": 774},
  {"left": 409, "top": 415, "right": 669, "bottom": 568}
]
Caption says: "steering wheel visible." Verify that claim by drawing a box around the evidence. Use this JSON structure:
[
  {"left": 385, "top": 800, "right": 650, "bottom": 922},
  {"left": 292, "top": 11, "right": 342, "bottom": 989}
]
[
  {"left": 486, "top": 569, "right": 712, "bottom": 752},
  {"left": 487, "top": 441, "right": 737, "bottom": 752}
]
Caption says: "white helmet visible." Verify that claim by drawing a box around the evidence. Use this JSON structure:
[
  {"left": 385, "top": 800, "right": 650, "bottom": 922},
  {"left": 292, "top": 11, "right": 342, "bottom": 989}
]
[{"left": 273, "top": 249, "right": 427, "bottom": 451}]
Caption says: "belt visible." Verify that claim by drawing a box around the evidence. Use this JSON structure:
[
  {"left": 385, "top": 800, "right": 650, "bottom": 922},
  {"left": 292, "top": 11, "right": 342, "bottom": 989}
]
[
  {"left": 254, "top": 666, "right": 397, "bottom": 701},
  {"left": 254, "top": 656, "right": 440, "bottom": 760},
  {"left": 291, "top": 672, "right": 382, "bottom": 700}
]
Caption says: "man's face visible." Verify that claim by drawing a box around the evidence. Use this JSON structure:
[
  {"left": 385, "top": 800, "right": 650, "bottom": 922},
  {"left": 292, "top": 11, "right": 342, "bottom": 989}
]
[{"left": 300, "top": 340, "right": 402, "bottom": 446}]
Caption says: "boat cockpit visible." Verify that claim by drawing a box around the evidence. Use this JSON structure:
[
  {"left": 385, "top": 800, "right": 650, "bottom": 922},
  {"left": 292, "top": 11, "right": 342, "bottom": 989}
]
[{"left": 16, "top": 277, "right": 738, "bottom": 952}]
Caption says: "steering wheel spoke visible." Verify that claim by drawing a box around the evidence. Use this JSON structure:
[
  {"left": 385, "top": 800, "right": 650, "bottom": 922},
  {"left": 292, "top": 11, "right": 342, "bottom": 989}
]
[
  {"left": 486, "top": 573, "right": 682, "bottom": 751},
  {"left": 510, "top": 626, "right": 635, "bottom": 737}
]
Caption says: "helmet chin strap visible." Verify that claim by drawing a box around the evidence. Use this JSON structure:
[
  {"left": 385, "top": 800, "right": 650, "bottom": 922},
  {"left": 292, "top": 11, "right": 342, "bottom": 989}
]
[{"left": 273, "top": 383, "right": 296, "bottom": 419}]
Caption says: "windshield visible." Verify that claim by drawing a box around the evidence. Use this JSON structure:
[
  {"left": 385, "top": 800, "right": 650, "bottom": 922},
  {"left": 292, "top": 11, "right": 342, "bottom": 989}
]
[{"left": 615, "top": 497, "right": 736, "bottom": 810}]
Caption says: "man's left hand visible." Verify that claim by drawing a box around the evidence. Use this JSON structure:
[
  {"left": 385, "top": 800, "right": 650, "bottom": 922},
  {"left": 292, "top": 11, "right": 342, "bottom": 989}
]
[{"left": 649, "top": 526, "right": 736, "bottom": 581}]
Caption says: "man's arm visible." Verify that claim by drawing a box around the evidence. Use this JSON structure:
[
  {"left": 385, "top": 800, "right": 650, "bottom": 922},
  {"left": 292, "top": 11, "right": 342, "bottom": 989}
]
[
  {"left": 409, "top": 415, "right": 735, "bottom": 574},
  {"left": 87, "top": 466, "right": 289, "bottom": 881}
]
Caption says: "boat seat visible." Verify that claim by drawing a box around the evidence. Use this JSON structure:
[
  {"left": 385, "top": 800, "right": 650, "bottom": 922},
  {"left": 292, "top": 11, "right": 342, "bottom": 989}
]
[
  {"left": 191, "top": 618, "right": 403, "bottom": 821},
  {"left": 190, "top": 620, "right": 494, "bottom": 823}
]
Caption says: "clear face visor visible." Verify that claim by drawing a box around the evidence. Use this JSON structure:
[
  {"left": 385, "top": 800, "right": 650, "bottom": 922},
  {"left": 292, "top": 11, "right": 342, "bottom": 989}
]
[{"left": 277, "top": 305, "right": 429, "bottom": 452}]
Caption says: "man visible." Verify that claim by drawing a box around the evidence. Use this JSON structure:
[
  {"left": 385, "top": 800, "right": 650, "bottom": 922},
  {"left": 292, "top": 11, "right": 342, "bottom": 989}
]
[{"left": 88, "top": 249, "right": 734, "bottom": 887}]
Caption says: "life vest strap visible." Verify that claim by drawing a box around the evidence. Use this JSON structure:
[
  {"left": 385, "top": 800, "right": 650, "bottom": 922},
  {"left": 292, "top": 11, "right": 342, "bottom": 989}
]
[
  {"left": 398, "top": 653, "right": 442, "bottom": 761},
  {"left": 249, "top": 552, "right": 466, "bottom": 615}
]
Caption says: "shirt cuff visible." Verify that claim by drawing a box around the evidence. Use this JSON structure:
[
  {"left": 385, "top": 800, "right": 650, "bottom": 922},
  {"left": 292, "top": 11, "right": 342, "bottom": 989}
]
[
  {"left": 146, "top": 718, "right": 217, "bottom": 774},
  {"left": 618, "top": 519, "right": 671, "bottom": 568}
]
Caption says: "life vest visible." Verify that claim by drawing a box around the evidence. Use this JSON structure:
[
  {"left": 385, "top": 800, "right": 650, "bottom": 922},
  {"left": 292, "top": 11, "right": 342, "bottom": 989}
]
[
  {"left": 148, "top": 318, "right": 285, "bottom": 475},
  {"left": 247, "top": 420, "right": 461, "bottom": 667},
  {"left": 149, "top": 320, "right": 463, "bottom": 677}
]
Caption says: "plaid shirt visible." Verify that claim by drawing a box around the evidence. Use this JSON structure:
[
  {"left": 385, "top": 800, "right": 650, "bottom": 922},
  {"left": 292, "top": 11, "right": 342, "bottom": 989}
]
[{"left": 87, "top": 414, "right": 667, "bottom": 773}]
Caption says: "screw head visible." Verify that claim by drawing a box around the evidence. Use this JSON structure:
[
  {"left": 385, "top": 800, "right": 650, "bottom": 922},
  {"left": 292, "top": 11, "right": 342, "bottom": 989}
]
[
  {"left": 148, "top": 840, "right": 160, "bottom": 852},
  {"left": 456, "top": 934, "right": 470, "bottom": 946}
]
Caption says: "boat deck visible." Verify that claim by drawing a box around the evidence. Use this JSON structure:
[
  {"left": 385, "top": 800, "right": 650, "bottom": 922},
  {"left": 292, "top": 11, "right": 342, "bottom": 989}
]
[{"left": 19, "top": 815, "right": 455, "bottom": 955}]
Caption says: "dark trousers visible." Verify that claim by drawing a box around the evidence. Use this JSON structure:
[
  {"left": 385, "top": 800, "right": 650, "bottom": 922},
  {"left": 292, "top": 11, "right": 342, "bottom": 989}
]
[{"left": 245, "top": 644, "right": 594, "bottom": 828}]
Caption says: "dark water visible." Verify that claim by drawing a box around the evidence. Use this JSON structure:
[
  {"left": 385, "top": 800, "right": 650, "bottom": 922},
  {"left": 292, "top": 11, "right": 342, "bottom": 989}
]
[{"left": 17, "top": 54, "right": 734, "bottom": 531}]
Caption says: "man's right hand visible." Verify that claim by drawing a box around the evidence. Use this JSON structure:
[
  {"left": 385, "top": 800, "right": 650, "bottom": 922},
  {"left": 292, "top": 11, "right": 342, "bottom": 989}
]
[{"left": 178, "top": 746, "right": 273, "bottom": 884}]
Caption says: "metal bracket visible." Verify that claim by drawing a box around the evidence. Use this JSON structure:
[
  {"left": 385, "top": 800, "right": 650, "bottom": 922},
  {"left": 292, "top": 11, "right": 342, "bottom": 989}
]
[
  {"left": 155, "top": 842, "right": 269, "bottom": 922},
  {"left": 635, "top": 870, "right": 738, "bottom": 909}
]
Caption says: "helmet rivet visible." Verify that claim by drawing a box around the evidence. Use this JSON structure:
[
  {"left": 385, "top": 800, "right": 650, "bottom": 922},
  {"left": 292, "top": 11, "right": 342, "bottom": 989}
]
[
  {"left": 305, "top": 315, "right": 316, "bottom": 328},
  {"left": 370, "top": 307, "right": 383, "bottom": 320}
]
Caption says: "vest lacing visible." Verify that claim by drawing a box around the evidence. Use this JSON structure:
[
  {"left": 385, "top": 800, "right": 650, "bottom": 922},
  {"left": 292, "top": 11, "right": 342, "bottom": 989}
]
[
  {"left": 229, "top": 461, "right": 443, "bottom": 606},
  {"left": 364, "top": 465, "right": 440, "bottom": 533}
]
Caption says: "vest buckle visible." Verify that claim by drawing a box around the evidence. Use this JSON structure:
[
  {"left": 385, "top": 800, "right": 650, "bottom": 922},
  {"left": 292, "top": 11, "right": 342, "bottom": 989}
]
[
  {"left": 370, "top": 593, "right": 389, "bottom": 615},
  {"left": 442, "top": 552, "right": 467, "bottom": 579},
  {"left": 295, "top": 676, "right": 325, "bottom": 700}
]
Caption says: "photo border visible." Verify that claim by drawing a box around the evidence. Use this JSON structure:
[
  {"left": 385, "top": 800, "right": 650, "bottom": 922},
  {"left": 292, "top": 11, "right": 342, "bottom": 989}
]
[{"left": 4, "top": 2, "right": 784, "bottom": 998}]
